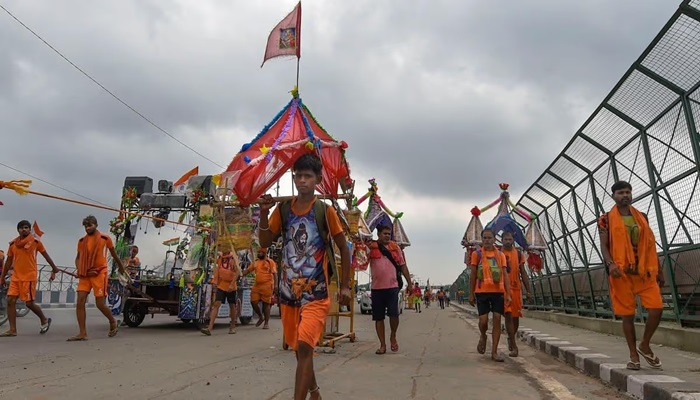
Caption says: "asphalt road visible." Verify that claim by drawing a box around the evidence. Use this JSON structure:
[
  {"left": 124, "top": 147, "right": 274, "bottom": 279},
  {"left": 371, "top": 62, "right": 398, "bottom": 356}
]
[{"left": 0, "top": 304, "right": 626, "bottom": 399}]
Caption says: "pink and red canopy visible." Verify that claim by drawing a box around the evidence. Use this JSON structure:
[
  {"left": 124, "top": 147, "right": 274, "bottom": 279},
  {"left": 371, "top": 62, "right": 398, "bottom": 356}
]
[{"left": 224, "top": 97, "right": 351, "bottom": 206}]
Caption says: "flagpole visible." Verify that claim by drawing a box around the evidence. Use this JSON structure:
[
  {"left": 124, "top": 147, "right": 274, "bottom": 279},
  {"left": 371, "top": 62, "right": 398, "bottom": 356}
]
[{"left": 296, "top": 57, "right": 300, "bottom": 90}]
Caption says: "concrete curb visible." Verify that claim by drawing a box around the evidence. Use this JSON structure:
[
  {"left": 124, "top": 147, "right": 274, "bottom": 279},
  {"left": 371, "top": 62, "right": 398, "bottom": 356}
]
[
  {"left": 451, "top": 304, "right": 700, "bottom": 400},
  {"left": 37, "top": 303, "right": 96, "bottom": 309}
]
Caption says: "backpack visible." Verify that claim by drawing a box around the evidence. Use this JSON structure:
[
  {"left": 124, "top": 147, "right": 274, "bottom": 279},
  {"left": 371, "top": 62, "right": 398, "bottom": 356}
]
[
  {"left": 473, "top": 248, "right": 505, "bottom": 284},
  {"left": 277, "top": 199, "right": 336, "bottom": 279}
]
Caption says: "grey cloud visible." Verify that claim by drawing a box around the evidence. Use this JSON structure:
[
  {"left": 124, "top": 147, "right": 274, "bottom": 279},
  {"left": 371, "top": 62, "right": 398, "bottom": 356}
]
[{"left": 0, "top": 0, "right": 681, "bottom": 284}]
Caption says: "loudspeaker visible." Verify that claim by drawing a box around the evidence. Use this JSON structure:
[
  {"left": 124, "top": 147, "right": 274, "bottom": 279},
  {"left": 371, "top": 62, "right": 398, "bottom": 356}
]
[
  {"left": 139, "top": 193, "right": 188, "bottom": 209},
  {"left": 124, "top": 176, "right": 153, "bottom": 197},
  {"left": 186, "top": 175, "right": 215, "bottom": 196},
  {"left": 158, "top": 180, "right": 174, "bottom": 193}
]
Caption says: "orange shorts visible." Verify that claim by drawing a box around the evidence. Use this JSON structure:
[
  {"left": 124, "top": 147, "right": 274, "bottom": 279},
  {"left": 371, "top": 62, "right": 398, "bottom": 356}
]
[
  {"left": 505, "top": 288, "right": 523, "bottom": 317},
  {"left": 251, "top": 285, "right": 273, "bottom": 304},
  {"left": 609, "top": 274, "right": 662, "bottom": 316},
  {"left": 7, "top": 280, "right": 37, "bottom": 302},
  {"left": 77, "top": 271, "right": 109, "bottom": 297},
  {"left": 280, "top": 297, "right": 331, "bottom": 351}
]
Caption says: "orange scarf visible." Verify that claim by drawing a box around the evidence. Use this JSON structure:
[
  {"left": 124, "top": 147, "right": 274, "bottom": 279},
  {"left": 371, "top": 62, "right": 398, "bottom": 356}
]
[
  {"left": 608, "top": 206, "right": 658, "bottom": 277},
  {"left": 12, "top": 234, "right": 34, "bottom": 250},
  {"left": 77, "top": 231, "right": 102, "bottom": 277}
]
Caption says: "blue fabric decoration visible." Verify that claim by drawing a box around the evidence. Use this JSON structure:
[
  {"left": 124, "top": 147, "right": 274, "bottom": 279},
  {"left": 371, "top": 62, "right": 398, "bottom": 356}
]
[
  {"left": 298, "top": 99, "right": 316, "bottom": 140},
  {"left": 486, "top": 215, "right": 529, "bottom": 248},
  {"left": 238, "top": 99, "right": 294, "bottom": 153},
  {"left": 244, "top": 155, "right": 251, "bottom": 164}
]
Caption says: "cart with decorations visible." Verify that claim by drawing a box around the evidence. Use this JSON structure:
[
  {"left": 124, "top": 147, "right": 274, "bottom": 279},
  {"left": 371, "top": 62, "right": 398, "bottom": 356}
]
[
  {"left": 105, "top": 178, "right": 255, "bottom": 328},
  {"left": 223, "top": 89, "right": 359, "bottom": 349}
]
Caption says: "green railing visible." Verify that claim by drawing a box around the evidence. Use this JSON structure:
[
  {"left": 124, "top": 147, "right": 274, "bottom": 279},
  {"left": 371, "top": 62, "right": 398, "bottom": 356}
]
[{"left": 513, "top": 0, "right": 700, "bottom": 327}]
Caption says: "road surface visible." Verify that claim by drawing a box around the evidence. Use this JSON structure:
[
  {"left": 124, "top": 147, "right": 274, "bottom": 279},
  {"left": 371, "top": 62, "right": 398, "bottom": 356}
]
[{"left": 0, "top": 304, "right": 625, "bottom": 399}]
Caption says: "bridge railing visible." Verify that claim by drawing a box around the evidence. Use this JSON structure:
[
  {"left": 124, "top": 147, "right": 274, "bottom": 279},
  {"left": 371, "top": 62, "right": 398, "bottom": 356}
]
[{"left": 515, "top": 0, "right": 700, "bottom": 328}]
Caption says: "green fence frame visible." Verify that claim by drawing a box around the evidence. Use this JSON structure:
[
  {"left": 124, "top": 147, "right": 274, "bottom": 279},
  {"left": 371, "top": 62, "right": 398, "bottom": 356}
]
[{"left": 513, "top": 0, "right": 700, "bottom": 327}]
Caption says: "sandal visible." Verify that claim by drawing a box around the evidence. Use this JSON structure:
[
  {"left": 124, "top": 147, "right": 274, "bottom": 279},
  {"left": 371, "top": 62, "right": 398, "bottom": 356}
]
[
  {"left": 626, "top": 361, "right": 641, "bottom": 370},
  {"left": 491, "top": 353, "right": 505, "bottom": 362},
  {"left": 108, "top": 321, "right": 119, "bottom": 338},
  {"left": 262, "top": 324, "right": 269, "bottom": 330},
  {"left": 375, "top": 347, "right": 386, "bottom": 355},
  {"left": 477, "top": 334, "right": 487, "bottom": 354},
  {"left": 509, "top": 347, "right": 519, "bottom": 357},
  {"left": 637, "top": 347, "right": 662, "bottom": 369},
  {"left": 201, "top": 328, "right": 211, "bottom": 336},
  {"left": 40, "top": 318, "right": 52, "bottom": 334},
  {"left": 390, "top": 338, "right": 399, "bottom": 352},
  {"left": 67, "top": 336, "right": 88, "bottom": 341},
  {"left": 229, "top": 326, "right": 237, "bottom": 334},
  {"left": 0, "top": 331, "right": 17, "bottom": 337}
]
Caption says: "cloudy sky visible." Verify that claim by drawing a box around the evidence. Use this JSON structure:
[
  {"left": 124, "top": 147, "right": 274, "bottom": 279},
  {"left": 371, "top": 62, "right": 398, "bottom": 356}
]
[{"left": 0, "top": 0, "right": 680, "bottom": 286}]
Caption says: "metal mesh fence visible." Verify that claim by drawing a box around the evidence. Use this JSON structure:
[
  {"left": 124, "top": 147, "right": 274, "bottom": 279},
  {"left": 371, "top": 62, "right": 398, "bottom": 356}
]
[{"left": 516, "top": 0, "right": 700, "bottom": 327}]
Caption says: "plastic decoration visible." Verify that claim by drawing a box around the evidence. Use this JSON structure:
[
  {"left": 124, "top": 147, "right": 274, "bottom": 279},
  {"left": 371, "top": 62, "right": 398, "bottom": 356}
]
[
  {"left": 266, "top": 99, "right": 299, "bottom": 163},
  {"left": 470, "top": 206, "right": 481, "bottom": 217}
]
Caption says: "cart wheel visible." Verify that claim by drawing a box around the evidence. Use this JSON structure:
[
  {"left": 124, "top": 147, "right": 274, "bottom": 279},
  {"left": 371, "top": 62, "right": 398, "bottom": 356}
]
[
  {"left": 123, "top": 301, "right": 146, "bottom": 327},
  {"left": 239, "top": 316, "right": 252, "bottom": 325},
  {"left": 349, "top": 333, "right": 356, "bottom": 343}
]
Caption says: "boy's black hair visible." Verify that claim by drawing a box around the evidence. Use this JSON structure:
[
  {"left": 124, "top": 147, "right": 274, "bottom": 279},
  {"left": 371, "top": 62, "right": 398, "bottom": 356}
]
[
  {"left": 611, "top": 181, "right": 632, "bottom": 194},
  {"left": 501, "top": 231, "right": 514, "bottom": 239},
  {"left": 376, "top": 224, "right": 392, "bottom": 233},
  {"left": 17, "top": 220, "right": 31, "bottom": 230},
  {"left": 293, "top": 154, "right": 323, "bottom": 177}
]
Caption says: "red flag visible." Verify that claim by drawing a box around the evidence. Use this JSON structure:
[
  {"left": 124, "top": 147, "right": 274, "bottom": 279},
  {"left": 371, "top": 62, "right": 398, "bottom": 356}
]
[
  {"left": 261, "top": 2, "right": 302, "bottom": 67},
  {"left": 32, "top": 220, "right": 44, "bottom": 237}
]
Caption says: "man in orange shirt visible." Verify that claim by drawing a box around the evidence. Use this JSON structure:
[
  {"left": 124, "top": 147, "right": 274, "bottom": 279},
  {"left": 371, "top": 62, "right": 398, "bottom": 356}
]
[
  {"left": 501, "top": 231, "right": 532, "bottom": 357},
  {"left": 68, "top": 215, "right": 126, "bottom": 341},
  {"left": 244, "top": 247, "right": 278, "bottom": 329},
  {"left": 469, "top": 228, "right": 511, "bottom": 362},
  {"left": 0, "top": 220, "right": 60, "bottom": 337},
  {"left": 258, "top": 154, "right": 352, "bottom": 400},
  {"left": 599, "top": 181, "right": 664, "bottom": 370}
]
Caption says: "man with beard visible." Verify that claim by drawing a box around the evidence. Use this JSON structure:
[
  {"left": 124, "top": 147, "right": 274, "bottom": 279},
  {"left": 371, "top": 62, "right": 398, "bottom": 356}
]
[{"left": 599, "top": 181, "right": 664, "bottom": 370}]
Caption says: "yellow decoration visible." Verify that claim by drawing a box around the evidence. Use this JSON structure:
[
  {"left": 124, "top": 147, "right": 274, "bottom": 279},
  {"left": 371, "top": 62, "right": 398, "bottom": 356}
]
[
  {"left": 212, "top": 174, "right": 221, "bottom": 187},
  {"left": 260, "top": 144, "right": 271, "bottom": 155},
  {"left": 0, "top": 179, "right": 32, "bottom": 195},
  {"left": 305, "top": 141, "right": 315, "bottom": 151},
  {"left": 290, "top": 86, "right": 299, "bottom": 99}
]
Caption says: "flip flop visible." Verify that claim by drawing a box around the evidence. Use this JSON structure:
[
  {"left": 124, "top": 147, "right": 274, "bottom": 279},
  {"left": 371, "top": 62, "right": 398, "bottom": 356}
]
[
  {"left": 262, "top": 324, "right": 270, "bottom": 330},
  {"left": 40, "top": 318, "right": 52, "bottom": 334},
  {"left": 626, "top": 361, "right": 641, "bottom": 370},
  {"left": 637, "top": 347, "right": 662, "bottom": 369},
  {"left": 108, "top": 321, "right": 119, "bottom": 338},
  {"left": 375, "top": 347, "right": 386, "bottom": 355},
  {"left": 229, "top": 326, "right": 237, "bottom": 334},
  {"left": 390, "top": 339, "right": 399, "bottom": 352},
  {"left": 67, "top": 336, "right": 88, "bottom": 341},
  {"left": 201, "top": 328, "right": 211, "bottom": 336},
  {"left": 491, "top": 353, "right": 505, "bottom": 362},
  {"left": 477, "top": 334, "right": 487, "bottom": 354},
  {"left": 509, "top": 347, "right": 518, "bottom": 357},
  {"left": 0, "top": 331, "right": 17, "bottom": 337}
]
